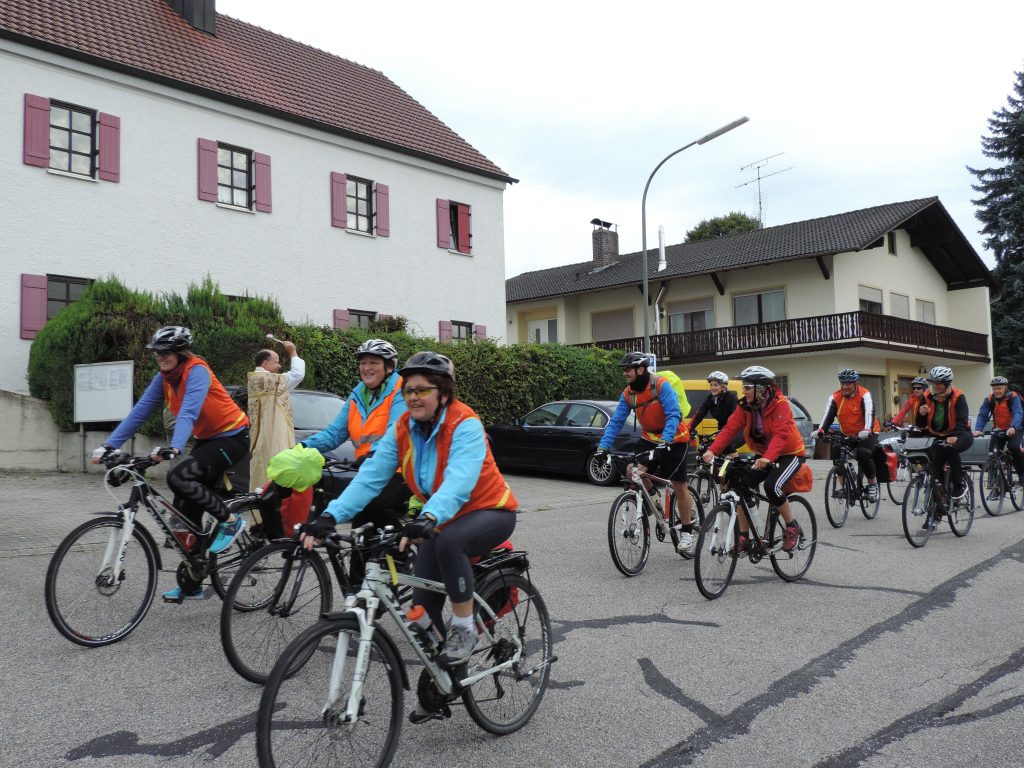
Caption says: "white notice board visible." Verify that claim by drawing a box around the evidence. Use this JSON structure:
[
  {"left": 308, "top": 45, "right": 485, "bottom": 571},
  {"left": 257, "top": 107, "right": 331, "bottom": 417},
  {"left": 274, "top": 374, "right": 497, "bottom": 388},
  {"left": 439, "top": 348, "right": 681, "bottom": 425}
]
[{"left": 74, "top": 361, "right": 134, "bottom": 423}]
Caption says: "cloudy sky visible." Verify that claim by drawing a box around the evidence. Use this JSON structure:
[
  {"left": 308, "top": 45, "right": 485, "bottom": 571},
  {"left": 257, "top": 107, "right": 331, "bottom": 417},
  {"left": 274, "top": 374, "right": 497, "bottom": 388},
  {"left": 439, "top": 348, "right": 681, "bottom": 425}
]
[{"left": 218, "top": 0, "right": 1024, "bottom": 277}]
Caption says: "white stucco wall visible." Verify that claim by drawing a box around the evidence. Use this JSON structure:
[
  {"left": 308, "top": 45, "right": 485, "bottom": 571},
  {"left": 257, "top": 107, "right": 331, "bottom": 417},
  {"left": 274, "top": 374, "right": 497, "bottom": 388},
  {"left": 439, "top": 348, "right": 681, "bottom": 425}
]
[{"left": 2, "top": 40, "right": 509, "bottom": 394}]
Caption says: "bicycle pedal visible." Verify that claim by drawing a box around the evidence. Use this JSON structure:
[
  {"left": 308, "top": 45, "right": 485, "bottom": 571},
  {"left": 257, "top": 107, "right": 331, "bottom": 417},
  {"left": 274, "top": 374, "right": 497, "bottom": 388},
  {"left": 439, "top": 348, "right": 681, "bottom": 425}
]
[{"left": 162, "top": 595, "right": 185, "bottom": 604}]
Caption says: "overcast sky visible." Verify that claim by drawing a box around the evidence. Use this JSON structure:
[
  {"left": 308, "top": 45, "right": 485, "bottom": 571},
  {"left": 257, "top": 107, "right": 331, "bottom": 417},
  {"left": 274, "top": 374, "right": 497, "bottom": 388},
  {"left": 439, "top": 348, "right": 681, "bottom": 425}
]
[{"left": 218, "top": 0, "right": 1024, "bottom": 277}]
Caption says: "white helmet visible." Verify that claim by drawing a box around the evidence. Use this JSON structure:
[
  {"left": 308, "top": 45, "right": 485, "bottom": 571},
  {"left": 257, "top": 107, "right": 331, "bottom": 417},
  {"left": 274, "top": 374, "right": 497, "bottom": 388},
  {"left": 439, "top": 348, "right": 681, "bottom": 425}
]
[
  {"left": 738, "top": 365, "right": 775, "bottom": 384},
  {"left": 707, "top": 371, "right": 729, "bottom": 385},
  {"left": 355, "top": 339, "right": 398, "bottom": 363},
  {"left": 927, "top": 366, "right": 953, "bottom": 384}
]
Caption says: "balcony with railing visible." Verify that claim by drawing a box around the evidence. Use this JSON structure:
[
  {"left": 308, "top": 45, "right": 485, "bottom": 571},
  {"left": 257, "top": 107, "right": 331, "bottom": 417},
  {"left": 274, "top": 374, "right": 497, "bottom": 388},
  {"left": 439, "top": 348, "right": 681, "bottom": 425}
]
[{"left": 582, "top": 311, "right": 990, "bottom": 364}]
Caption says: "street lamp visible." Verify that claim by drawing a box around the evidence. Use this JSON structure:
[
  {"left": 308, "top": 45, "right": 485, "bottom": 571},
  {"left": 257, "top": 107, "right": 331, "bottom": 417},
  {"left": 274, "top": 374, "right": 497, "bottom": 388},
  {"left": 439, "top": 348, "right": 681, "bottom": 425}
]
[{"left": 641, "top": 116, "right": 750, "bottom": 356}]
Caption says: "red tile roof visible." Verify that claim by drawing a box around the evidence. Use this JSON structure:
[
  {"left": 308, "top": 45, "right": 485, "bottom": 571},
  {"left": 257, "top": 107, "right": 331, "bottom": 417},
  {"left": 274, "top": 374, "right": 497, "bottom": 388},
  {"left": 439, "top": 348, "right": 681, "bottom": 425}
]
[{"left": 0, "top": 0, "right": 513, "bottom": 181}]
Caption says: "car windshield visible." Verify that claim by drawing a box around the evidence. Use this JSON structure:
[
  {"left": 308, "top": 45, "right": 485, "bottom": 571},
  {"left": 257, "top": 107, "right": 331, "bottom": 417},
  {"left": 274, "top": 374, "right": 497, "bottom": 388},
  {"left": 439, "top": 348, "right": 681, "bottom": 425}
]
[{"left": 292, "top": 393, "right": 344, "bottom": 430}]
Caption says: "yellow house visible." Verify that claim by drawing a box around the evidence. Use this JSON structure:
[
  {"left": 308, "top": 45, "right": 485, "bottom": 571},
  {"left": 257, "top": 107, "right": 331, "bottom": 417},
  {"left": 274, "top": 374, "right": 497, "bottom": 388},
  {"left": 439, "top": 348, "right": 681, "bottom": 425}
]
[{"left": 505, "top": 198, "right": 993, "bottom": 423}]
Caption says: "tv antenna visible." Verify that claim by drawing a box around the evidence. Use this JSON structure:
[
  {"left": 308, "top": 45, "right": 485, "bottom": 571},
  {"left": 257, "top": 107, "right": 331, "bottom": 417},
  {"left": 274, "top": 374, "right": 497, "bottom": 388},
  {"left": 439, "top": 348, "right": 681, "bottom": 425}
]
[{"left": 736, "top": 153, "right": 792, "bottom": 227}]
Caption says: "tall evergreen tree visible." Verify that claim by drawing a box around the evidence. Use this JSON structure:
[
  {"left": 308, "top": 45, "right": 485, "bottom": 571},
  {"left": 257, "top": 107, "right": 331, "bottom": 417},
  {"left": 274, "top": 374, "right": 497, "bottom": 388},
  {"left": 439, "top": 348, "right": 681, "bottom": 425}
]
[{"left": 969, "top": 69, "right": 1024, "bottom": 384}]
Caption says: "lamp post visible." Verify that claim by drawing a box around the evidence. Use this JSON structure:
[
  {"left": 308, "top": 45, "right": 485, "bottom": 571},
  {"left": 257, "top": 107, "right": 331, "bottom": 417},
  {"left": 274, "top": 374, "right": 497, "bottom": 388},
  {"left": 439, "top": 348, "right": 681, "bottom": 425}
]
[{"left": 641, "top": 116, "right": 749, "bottom": 356}]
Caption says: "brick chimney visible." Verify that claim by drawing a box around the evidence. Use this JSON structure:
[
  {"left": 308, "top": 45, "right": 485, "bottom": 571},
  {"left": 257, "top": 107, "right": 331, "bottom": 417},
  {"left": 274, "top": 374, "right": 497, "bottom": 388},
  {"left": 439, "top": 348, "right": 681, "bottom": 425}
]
[
  {"left": 591, "top": 218, "right": 618, "bottom": 267},
  {"left": 166, "top": 0, "right": 216, "bottom": 35}
]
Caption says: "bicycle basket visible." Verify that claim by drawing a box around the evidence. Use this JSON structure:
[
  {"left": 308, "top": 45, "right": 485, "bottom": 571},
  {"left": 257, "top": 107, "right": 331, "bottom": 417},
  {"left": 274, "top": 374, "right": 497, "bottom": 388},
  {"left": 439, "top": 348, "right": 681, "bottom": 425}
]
[{"left": 903, "top": 436, "right": 935, "bottom": 455}]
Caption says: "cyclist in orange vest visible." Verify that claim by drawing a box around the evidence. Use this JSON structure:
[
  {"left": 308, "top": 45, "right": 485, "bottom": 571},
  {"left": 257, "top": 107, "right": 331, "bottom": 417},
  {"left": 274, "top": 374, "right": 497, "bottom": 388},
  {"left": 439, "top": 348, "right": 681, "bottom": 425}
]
[
  {"left": 303, "top": 351, "right": 516, "bottom": 673},
  {"left": 301, "top": 339, "right": 410, "bottom": 531},
  {"left": 91, "top": 326, "right": 250, "bottom": 601},
  {"left": 815, "top": 369, "right": 882, "bottom": 502},
  {"left": 595, "top": 351, "right": 696, "bottom": 554},
  {"left": 973, "top": 375, "right": 1023, "bottom": 485},
  {"left": 892, "top": 377, "right": 929, "bottom": 430},
  {"left": 919, "top": 365, "right": 973, "bottom": 503}
]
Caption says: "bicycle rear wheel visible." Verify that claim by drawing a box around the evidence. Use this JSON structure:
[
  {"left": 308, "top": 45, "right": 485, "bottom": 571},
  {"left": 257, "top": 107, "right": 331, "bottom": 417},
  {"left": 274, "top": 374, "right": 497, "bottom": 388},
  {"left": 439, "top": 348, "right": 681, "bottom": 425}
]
[
  {"left": 824, "top": 467, "right": 850, "bottom": 528},
  {"left": 221, "top": 540, "right": 333, "bottom": 684},
  {"left": 901, "top": 478, "right": 932, "bottom": 548},
  {"left": 45, "top": 516, "right": 158, "bottom": 647},
  {"left": 948, "top": 474, "right": 975, "bottom": 537},
  {"left": 607, "top": 492, "right": 650, "bottom": 576},
  {"left": 979, "top": 457, "right": 1007, "bottom": 516},
  {"left": 769, "top": 495, "right": 817, "bottom": 581},
  {"left": 668, "top": 488, "right": 705, "bottom": 559},
  {"left": 463, "top": 572, "right": 552, "bottom": 735},
  {"left": 886, "top": 458, "right": 910, "bottom": 504},
  {"left": 694, "top": 505, "right": 738, "bottom": 600},
  {"left": 257, "top": 616, "right": 403, "bottom": 768},
  {"left": 688, "top": 471, "right": 720, "bottom": 510}
]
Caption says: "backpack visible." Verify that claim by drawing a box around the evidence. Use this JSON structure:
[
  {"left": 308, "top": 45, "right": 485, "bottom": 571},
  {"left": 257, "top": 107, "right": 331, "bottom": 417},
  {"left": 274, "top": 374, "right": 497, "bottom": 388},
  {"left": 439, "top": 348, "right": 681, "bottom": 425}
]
[{"left": 656, "top": 371, "right": 691, "bottom": 418}]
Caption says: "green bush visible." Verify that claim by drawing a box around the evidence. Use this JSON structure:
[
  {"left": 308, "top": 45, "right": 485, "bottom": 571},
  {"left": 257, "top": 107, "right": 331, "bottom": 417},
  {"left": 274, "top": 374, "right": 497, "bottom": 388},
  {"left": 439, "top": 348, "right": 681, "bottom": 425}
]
[{"left": 29, "top": 276, "right": 624, "bottom": 431}]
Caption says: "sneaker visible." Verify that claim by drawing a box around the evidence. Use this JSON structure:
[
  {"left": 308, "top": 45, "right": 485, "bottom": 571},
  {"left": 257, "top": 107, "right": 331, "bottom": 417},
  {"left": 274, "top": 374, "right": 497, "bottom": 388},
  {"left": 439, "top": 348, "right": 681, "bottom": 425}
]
[
  {"left": 952, "top": 485, "right": 968, "bottom": 503},
  {"left": 732, "top": 533, "right": 749, "bottom": 555},
  {"left": 162, "top": 585, "right": 205, "bottom": 602},
  {"left": 675, "top": 531, "right": 694, "bottom": 554},
  {"left": 866, "top": 484, "right": 879, "bottom": 503},
  {"left": 438, "top": 623, "right": 476, "bottom": 666},
  {"left": 209, "top": 516, "right": 246, "bottom": 555},
  {"left": 782, "top": 522, "right": 801, "bottom": 552}
]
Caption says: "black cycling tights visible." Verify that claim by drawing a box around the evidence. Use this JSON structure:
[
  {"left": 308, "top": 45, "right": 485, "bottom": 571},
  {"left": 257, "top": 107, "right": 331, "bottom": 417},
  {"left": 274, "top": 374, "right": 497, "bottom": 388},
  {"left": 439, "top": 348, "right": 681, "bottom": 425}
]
[
  {"left": 927, "top": 434, "right": 974, "bottom": 492},
  {"left": 412, "top": 508, "right": 516, "bottom": 632},
  {"left": 167, "top": 432, "right": 250, "bottom": 526}
]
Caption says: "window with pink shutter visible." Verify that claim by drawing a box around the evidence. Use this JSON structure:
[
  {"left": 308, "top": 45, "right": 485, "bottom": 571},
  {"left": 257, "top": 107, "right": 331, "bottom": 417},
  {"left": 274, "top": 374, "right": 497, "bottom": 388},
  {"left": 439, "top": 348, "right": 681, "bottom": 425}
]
[
  {"left": 254, "top": 152, "right": 272, "bottom": 212},
  {"left": 330, "top": 172, "right": 347, "bottom": 228},
  {"left": 23, "top": 94, "right": 50, "bottom": 167},
  {"left": 20, "top": 274, "right": 47, "bottom": 340},
  {"left": 97, "top": 113, "right": 121, "bottom": 182},
  {"left": 332, "top": 309, "right": 350, "bottom": 330},
  {"left": 474, "top": 324, "right": 487, "bottom": 340},
  {"left": 436, "top": 199, "right": 450, "bottom": 249},
  {"left": 374, "top": 183, "right": 389, "bottom": 236},
  {"left": 197, "top": 138, "right": 218, "bottom": 201},
  {"left": 438, "top": 320, "right": 452, "bottom": 342},
  {"left": 437, "top": 199, "right": 472, "bottom": 253}
]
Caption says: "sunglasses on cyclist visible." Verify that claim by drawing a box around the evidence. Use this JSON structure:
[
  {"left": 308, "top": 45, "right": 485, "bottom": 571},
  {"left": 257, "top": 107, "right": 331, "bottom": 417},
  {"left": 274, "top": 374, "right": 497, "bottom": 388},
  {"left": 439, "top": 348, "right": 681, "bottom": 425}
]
[
  {"left": 741, "top": 384, "right": 756, "bottom": 390},
  {"left": 911, "top": 386, "right": 925, "bottom": 390},
  {"left": 403, "top": 386, "right": 439, "bottom": 398}
]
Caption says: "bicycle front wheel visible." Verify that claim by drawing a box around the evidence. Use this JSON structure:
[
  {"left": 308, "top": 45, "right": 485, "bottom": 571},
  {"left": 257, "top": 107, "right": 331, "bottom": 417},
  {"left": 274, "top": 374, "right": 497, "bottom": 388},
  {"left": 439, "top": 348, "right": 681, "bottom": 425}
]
[
  {"left": 221, "top": 540, "right": 333, "bottom": 684},
  {"left": 901, "top": 478, "right": 932, "bottom": 548},
  {"left": 694, "top": 505, "right": 738, "bottom": 600},
  {"left": 463, "top": 572, "right": 552, "bottom": 735},
  {"left": 769, "top": 495, "right": 817, "bottom": 582},
  {"left": 257, "top": 616, "right": 403, "bottom": 768},
  {"left": 859, "top": 476, "right": 880, "bottom": 520},
  {"left": 45, "top": 516, "right": 158, "bottom": 647},
  {"left": 948, "top": 475, "right": 975, "bottom": 537},
  {"left": 607, "top": 492, "right": 650, "bottom": 576},
  {"left": 824, "top": 467, "right": 850, "bottom": 528},
  {"left": 979, "top": 458, "right": 1007, "bottom": 517},
  {"left": 886, "top": 458, "right": 910, "bottom": 504}
]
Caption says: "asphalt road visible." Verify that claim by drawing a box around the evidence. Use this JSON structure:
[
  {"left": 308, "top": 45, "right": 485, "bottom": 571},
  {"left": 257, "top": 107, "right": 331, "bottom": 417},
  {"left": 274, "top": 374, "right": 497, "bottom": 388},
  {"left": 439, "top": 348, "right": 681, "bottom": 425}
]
[{"left": 2, "top": 466, "right": 1023, "bottom": 768}]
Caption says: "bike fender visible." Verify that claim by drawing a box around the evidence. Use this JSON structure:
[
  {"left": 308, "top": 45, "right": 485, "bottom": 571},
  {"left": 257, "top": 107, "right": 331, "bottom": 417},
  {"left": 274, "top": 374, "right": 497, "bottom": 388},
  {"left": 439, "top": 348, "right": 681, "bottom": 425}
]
[
  {"left": 129, "top": 518, "right": 164, "bottom": 571},
  {"left": 321, "top": 610, "right": 411, "bottom": 691}
]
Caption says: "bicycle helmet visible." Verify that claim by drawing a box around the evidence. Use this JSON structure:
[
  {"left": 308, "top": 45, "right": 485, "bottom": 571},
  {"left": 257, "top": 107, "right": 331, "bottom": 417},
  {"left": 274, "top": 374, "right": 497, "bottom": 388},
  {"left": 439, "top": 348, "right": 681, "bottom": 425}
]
[
  {"left": 619, "top": 351, "right": 650, "bottom": 369},
  {"left": 837, "top": 368, "right": 859, "bottom": 383},
  {"left": 991, "top": 375, "right": 1009, "bottom": 386},
  {"left": 399, "top": 351, "right": 455, "bottom": 380},
  {"left": 145, "top": 325, "right": 192, "bottom": 352},
  {"left": 911, "top": 376, "right": 928, "bottom": 388},
  {"left": 707, "top": 371, "right": 729, "bottom": 385},
  {"left": 927, "top": 365, "right": 953, "bottom": 384},
  {"left": 355, "top": 338, "right": 398, "bottom": 363},
  {"left": 738, "top": 365, "right": 775, "bottom": 384}
]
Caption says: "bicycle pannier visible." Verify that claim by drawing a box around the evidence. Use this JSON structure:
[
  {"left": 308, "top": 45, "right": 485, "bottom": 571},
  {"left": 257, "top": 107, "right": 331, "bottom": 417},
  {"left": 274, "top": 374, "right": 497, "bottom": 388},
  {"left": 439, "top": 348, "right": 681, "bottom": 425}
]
[
  {"left": 782, "top": 462, "right": 813, "bottom": 494},
  {"left": 872, "top": 445, "right": 895, "bottom": 483}
]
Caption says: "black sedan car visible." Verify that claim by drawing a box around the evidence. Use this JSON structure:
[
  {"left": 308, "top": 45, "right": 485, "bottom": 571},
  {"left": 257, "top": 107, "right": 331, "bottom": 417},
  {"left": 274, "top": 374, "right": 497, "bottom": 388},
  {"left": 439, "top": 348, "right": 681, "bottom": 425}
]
[{"left": 486, "top": 400, "right": 644, "bottom": 486}]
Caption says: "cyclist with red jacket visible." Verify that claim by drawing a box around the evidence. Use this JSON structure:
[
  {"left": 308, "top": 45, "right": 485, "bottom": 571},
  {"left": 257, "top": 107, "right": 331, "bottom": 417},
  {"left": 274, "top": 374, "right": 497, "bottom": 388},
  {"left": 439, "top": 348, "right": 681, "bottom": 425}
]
[
  {"left": 595, "top": 351, "right": 696, "bottom": 554},
  {"left": 702, "top": 366, "right": 806, "bottom": 552},
  {"left": 815, "top": 369, "right": 882, "bottom": 502},
  {"left": 892, "top": 377, "right": 929, "bottom": 429},
  {"left": 972, "top": 375, "right": 1024, "bottom": 486}
]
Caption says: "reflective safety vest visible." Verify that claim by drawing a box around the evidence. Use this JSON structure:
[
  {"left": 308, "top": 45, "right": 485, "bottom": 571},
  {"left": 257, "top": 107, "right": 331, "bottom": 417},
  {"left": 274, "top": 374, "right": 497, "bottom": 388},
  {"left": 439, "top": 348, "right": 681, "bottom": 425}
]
[
  {"left": 163, "top": 356, "right": 248, "bottom": 440},
  {"left": 831, "top": 387, "right": 880, "bottom": 435},
  {"left": 925, "top": 388, "right": 964, "bottom": 437},
  {"left": 624, "top": 377, "right": 689, "bottom": 444},
  {"left": 395, "top": 400, "right": 517, "bottom": 528},
  {"left": 989, "top": 392, "right": 1020, "bottom": 430},
  {"left": 347, "top": 376, "right": 404, "bottom": 459}
]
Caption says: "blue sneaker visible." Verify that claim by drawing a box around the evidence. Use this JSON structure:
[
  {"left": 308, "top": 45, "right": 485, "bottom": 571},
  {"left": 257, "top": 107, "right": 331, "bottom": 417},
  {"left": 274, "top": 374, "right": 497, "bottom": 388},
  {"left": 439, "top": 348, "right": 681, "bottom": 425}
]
[
  {"left": 162, "top": 585, "right": 205, "bottom": 602},
  {"left": 209, "top": 517, "right": 246, "bottom": 555}
]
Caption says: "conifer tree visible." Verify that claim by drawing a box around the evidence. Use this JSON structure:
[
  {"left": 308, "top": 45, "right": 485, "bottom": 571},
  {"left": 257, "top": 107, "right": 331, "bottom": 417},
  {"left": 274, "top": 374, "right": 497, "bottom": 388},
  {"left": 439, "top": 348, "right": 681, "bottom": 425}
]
[{"left": 969, "top": 69, "right": 1024, "bottom": 383}]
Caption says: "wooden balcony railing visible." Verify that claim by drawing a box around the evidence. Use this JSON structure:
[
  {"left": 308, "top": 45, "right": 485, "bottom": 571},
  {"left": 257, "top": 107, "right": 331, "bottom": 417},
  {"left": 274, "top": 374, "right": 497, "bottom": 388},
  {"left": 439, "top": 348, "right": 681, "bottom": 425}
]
[{"left": 581, "top": 311, "right": 990, "bottom": 364}]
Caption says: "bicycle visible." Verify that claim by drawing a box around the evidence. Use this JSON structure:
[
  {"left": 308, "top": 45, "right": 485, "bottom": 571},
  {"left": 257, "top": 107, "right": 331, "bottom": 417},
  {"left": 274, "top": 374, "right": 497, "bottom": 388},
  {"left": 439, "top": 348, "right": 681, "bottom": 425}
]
[
  {"left": 978, "top": 429, "right": 1023, "bottom": 516},
  {"left": 819, "top": 433, "right": 881, "bottom": 528},
  {"left": 687, "top": 432, "right": 723, "bottom": 511},
  {"left": 693, "top": 454, "right": 817, "bottom": 600},
  {"left": 255, "top": 524, "right": 554, "bottom": 768},
  {"left": 44, "top": 450, "right": 267, "bottom": 647},
  {"left": 901, "top": 437, "right": 976, "bottom": 548},
  {"left": 606, "top": 448, "right": 706, "bottom": 576}
]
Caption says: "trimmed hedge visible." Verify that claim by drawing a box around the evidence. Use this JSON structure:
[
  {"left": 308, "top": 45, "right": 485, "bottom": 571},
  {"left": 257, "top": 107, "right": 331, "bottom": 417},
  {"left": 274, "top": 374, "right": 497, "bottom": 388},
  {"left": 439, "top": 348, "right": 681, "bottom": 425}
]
[{"left": 29, "top": 277, "right": 624, "bottom": 431}]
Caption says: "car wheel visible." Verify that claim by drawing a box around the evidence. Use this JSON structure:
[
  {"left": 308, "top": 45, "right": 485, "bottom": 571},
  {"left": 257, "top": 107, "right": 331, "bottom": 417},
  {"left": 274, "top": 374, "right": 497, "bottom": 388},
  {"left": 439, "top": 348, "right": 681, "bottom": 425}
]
[{"left": 586, "top": 451, "right": 619, "bottom": 486}]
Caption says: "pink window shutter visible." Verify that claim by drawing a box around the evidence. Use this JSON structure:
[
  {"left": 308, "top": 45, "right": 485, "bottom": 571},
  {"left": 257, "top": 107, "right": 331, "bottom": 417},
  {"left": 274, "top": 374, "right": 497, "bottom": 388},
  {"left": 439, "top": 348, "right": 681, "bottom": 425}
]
[
  {"left": 374, "top": 183, "right": 390, "bottom": 236},
  {"left": 438, "top": 320, "right": 453, "bottom": 342},
  {"left": 457, "top": 204, "right": 472, "bottom": 254},
  {"left": 97, "top": 112, "right": 121, "bottom": 182},
  {"left": 23, "top": 93, "right": 50, "bottom": 167},
  {"left": 436, "top": 199, "right": 450, "bottom": 249},
  {"left": 197, "top": 138, "right": 218, "bottom": 201},
  {"left": 20, "top": 274, "right": 48, "bottom": 339},
  {"left": 474, "top": 324, "right": 487, "bottom": 340},
  {"left": 332, "top": 309, "right": 350, "bottom": 330},
  {"left": 330, "top": 172, "right": 347, "bottom": 228},
  {"left": 254, "top": 153, "right": 272, "bottom": 212}
]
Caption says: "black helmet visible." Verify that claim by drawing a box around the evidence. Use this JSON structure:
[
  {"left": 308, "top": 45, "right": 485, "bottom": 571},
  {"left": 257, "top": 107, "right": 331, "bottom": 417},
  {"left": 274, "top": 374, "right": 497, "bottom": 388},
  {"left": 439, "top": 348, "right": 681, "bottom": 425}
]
[
  {"left": 619, "top": 351, "right": 650, "bottom": 369},
  {"left": 146, "top": 325, "right": 192, "bottom": 352},
  {"left": 399, "top": 351, "right": 455, "bottom": 380},
  {"left": 837, "top": 368, "right": 859, "bottom": 383},
  {"left": 738, "top": 365, "right": 775, "bottom": 384},
  {"left": 991, "top": 375, "right": 1009, "bottom": 386},
  {"left": 356, "top": 339, "right": 398, "bottom": 363}
]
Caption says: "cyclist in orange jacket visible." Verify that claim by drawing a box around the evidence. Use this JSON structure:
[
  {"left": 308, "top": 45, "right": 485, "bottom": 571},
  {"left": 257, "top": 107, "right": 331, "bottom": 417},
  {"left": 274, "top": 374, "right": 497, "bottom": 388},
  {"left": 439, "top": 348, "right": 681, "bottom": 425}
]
[
  {"left": 892, "top": 377, "right": 929, "bottom": 430},
  {"left": 815, "top": 369, "right": 882, "bottom": 502}
]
